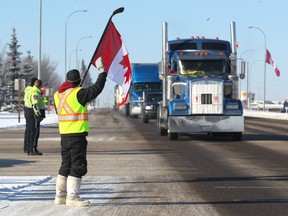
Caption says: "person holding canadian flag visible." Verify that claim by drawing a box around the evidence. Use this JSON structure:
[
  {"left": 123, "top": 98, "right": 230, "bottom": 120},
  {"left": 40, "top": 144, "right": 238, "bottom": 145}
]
[
  {"left": 53, "top": 58, "right": 107, "bottom": 206},
  {"left": 53, "top": 7, "right": 129, "bottom": 207}
]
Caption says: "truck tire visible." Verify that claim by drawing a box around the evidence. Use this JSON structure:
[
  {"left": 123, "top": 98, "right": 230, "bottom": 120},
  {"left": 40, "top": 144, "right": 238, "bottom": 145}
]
[
  {"left": 232, "top": 132, "right": 242, "bottom": 141},
  {"left": 169, "top": 132, "right": 178, "bottom": 140},
  {"left": 157, "top": 118, "right": 167, "bottom": 136},
  {"left": 142, "top": 117, "right": 149, "bottom": 123},
  {"left": 125, "top": 104, "right": 129, "bottom": 117},
  {"left": 159, "top": 127, "right": 167, "bottom": 136}
]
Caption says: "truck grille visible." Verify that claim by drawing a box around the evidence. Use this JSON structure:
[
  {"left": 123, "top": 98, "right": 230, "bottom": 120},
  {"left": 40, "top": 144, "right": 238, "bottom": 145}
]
[
  {"left": 201, "top": 94, "right": 212, "bottom": 104},
  {"left": 190, "top": 81, "right": 223, "bottom": 114}
]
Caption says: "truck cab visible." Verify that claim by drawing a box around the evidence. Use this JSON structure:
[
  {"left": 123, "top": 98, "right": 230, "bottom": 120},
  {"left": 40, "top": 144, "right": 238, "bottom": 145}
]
[
  {"left": 157, "top": 22, "right": 245, "bottom": 141},
  {"left": 140, "top": 92, "right": 162, "bottom": 123},
  {"left": 126, "top": 63, "right": 162, "bottom": 118}
]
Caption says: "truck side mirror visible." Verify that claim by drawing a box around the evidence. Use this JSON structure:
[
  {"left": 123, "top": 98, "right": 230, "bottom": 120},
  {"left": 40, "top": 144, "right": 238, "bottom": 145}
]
[{"left": 240, "top": 60, "right": 246, "bottom": 79}]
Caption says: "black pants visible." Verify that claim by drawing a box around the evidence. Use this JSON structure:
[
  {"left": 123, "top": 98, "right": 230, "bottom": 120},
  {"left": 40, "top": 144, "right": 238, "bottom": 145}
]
[
  {"left": 59, "top": 136, "right": 88, "bottom": 178},
  {"left": 25, "top": 116, "right": 36, "bottom": 154},
  {"left": 34, "top": 118, "right": 40, "bottom": 150},
  {"left": 24, "top": 107, "right": 41, "bottom": 153},
  {"left": 24, "top": 117, "right": 29, "bottom": 152},
  {"left": 26, "top": 116, "right": 41, "bottom": 154},
  {"left": 24, "top": 107, "right": 33, "bottom": 152}
]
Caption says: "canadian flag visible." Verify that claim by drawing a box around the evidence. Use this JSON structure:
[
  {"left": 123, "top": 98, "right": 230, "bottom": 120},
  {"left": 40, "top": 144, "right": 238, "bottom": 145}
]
[
  {"left": 92, "top": 21, "right": 132, "bottom": 107},
  {"left": 265, "top": 49, "right": 280, "bottom": 77}
]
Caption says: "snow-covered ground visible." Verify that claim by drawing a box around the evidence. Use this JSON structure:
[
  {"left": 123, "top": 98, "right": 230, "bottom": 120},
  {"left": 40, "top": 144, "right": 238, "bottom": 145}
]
[
  {"left": 0, "top": 110, "right": 58, "bottom": 129},
  {"left": 243, "top": 109, "right": 288, "bottom": 120},
  {"left": 1, "top": 109, "right": 287, "bottom": 130},
  {"left": 0, "top": 110, "right": 288, "bottom": 215}
]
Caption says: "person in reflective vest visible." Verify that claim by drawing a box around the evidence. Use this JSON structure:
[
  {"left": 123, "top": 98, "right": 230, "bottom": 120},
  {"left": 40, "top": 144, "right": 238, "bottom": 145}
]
[
  {"left": 30, "top": 79, "right": 46, "bottom": 155},
  {"left": 24, "top": 79, "right": 45, "bottom": 155},
  {"left": 53, "top": 57, "right": 107, "bottom": 206},
  {"left": 23, "top": 77, "right": 37, "bottom": 153}
]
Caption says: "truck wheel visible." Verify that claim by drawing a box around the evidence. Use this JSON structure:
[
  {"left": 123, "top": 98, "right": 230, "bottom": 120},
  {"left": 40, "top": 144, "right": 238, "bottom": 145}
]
[
  {"left": 157, "top": 118, "right": 167, "bottom": 136},
  {"left": 159, "top": 128, "right": 167, "bottom": 136},
  {"left": 169, "top": 132, "right": 178, "bottom": 140},
  {"left": 142, "top": 117, "right": 148, "bottom": 123},
  {"left": 125, "top": 104, "right": 129, "bottom": 117},
  {"left": 232, "top": 132, "right": 242, "bottom": 141}
]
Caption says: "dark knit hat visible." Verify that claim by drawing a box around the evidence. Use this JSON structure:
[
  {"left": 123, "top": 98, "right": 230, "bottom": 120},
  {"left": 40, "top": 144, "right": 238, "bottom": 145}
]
[
  {"left": 66, "top": 69, "right": 81, "bottom": 83},
  {"left": 30, "top": 77, "right": 38, "bottom": 86}
]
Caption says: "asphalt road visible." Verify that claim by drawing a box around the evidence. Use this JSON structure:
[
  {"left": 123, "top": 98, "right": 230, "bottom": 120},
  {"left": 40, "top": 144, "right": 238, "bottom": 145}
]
[{"left": 1, "top": 108, "right": 288, "bottom": 216}]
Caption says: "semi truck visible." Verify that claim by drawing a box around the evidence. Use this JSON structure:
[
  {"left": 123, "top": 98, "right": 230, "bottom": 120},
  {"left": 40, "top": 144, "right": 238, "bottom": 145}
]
[
  {"left": 157, "top": 21, "right": 245, "bottom": 140},
  {"left": 114, "top": 63, "right": 162, "bottom": 118}
]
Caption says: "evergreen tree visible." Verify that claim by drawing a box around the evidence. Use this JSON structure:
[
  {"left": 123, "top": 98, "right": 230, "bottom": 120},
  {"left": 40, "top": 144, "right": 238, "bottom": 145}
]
[
  {"left": 0, "top": 27, "right": 63, "bottom": 108},
  {"left": 0, "top": 44, "right": 6, "bottom": 107},
  {"left": 19, "top": 50, "right": 36, "bottom": 84},
  {"left": 0, "top": 43, "right": 6, "bottom": 87},
  {"left": 80, "top": 59, "right": 93, "bottom": 87},
  {"left": 5, "top": 28, "right": 22, "bottom": 99},
  {"left": 6, "top": 28, "right": 22, "bottom": 84}
]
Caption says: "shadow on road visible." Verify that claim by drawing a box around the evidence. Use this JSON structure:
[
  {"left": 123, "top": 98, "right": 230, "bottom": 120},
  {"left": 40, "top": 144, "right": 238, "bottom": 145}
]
[{"left": 0, "top": 159, "right": 36, "bottom": 168}]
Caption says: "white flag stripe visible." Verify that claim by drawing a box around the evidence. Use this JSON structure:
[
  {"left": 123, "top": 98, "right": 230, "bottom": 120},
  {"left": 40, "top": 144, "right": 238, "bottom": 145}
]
[
  {"left": 108, "top": 44, "right": 128, "bottom": 85},
  {"left": 107, "top": 42, "right": 131, "bottom": 104}
]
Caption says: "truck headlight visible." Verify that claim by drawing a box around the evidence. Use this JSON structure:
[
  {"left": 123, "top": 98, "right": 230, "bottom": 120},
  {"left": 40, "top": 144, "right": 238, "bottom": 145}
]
[
  {"left": 145, "top": 105, "right": 153, "bottom": 110},
  {"left": 226, "top": 103, "right": 239, "bottom": 109}
]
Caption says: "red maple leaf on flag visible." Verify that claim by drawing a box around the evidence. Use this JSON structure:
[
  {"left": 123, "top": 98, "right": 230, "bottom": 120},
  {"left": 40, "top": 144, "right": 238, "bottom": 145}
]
[{"left": 120, "top": 54, "right": 132, "bottom": 84}]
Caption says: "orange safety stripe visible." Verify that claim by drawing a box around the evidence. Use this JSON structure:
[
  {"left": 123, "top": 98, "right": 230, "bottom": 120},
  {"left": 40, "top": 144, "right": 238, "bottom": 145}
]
[
  {"left": 57, "top": 88, "right": 75, "bottom": 115},
  {"left": 56, "top": 88, "right": 88, "bottom": 122},
  {"left": 58, "top": 113, "right": 88, "bottom": 122}
]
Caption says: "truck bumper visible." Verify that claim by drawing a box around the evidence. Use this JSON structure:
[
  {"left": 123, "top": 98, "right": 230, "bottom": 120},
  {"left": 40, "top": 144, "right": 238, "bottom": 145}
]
[
  {"left": 168, "top": 115, "right": 244, "bottom": 133},
  {"left": 144, "top": 111, "right": 157, "bottom": 119},
  {"left": 131, "top": 107, "right": 141, "bottom": 115}
]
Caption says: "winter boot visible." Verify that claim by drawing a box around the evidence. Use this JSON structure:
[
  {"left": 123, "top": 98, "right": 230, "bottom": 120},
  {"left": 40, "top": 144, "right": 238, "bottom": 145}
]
[
  {"left": 54, "top": 175, "right": 67, "bottom": 205},
  {"left": 66, "top": 176, "right": 90, "bottom": 207}
]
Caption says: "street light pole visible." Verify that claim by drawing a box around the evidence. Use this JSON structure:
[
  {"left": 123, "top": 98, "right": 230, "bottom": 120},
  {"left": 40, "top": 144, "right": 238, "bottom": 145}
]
[
  {"left": 76, "top": 36, "right": 92, "bottom": 70},
  {"left": 248, "top": 60, "right": 262, "bottom": 110},
  {"left": 65, "top": 9, "right": 87, "bottom": 77},
  {"left": 38, "top": 0, "right": 42, "bottom": 79},
  {"left": 248, "top": 26, "right": 267, "bottom": 110},
  {"left": 69, "top": 49, "right": 81, "bottom": 70},
  {"left": 239, "top": 50, "right": 254, "bottom": 99}
]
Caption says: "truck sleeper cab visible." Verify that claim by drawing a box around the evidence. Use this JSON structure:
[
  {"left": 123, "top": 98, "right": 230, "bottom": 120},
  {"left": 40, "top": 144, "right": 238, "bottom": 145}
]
[
  {"left": 157, "top": 21, "right": 244, "bottom": 141},
  {"left": 127, "top": 63, "right": 162, "bottom": 118}
]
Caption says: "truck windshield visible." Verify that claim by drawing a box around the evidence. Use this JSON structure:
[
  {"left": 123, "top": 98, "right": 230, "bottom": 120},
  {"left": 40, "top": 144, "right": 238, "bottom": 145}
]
[
  {"left": 179, "top": 60, "right": 225, "bottom": 78},
  {"left": 133, "top": 82, "right": 162, "bottom": 93},
  {"left": 146, "top": 93, "right": 162, "bottom": 102}
]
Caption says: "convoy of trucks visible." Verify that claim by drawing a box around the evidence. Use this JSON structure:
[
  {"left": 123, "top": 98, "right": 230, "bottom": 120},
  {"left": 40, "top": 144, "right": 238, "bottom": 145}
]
[{"left": 115, "top": 21, "right": 245, "bottom": 141}]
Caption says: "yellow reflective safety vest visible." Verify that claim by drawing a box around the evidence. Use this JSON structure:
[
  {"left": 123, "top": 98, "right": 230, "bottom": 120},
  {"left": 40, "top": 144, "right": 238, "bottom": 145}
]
[
  {"left": 24, "top": 85, "right": 33, "bottom": 107},
  {"left": 30, "top": 86, "right": 42, "bottom": 106},
  {"left": 54, "top": 87, "right": 89, "bottom": 135}
]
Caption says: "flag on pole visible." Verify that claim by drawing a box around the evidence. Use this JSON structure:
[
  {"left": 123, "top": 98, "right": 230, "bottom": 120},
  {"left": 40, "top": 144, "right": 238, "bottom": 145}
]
[
  {"left": 91, "top": 21, "right": 132, "bottom": 107},
  {"left": 265, "top": 49, "right": 280, "bottom": 77}
]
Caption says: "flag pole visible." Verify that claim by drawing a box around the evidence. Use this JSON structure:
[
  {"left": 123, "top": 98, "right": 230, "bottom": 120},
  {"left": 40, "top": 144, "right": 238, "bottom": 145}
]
[{"left": 80, "top": 7, "right": 124, "bottom": 87}]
